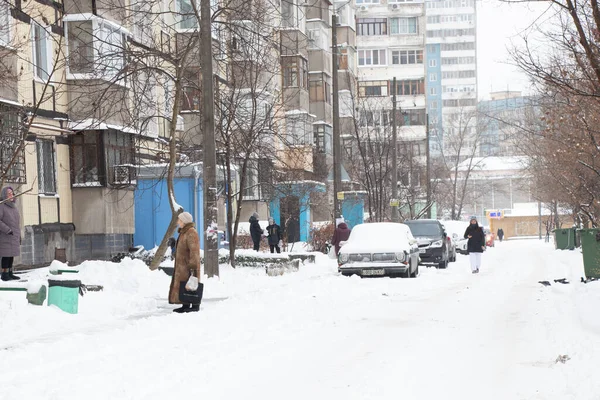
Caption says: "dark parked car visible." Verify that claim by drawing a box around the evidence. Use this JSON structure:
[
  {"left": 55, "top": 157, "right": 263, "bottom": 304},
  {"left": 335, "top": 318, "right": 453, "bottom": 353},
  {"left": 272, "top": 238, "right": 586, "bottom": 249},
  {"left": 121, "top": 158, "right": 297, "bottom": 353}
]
[{"left": 404, "top": 219, "right": 450, "bottom": 269}]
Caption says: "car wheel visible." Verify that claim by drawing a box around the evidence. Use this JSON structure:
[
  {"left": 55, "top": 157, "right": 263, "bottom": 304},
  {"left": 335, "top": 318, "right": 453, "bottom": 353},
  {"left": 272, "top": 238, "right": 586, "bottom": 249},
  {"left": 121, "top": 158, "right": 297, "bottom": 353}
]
[{"left": 438, "top": 259, "right": 448, "bottom": 269}]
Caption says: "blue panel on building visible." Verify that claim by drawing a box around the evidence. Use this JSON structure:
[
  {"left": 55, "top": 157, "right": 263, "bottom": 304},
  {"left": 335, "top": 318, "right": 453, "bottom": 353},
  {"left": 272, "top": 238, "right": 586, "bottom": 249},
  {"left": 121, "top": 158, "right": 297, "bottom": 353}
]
[{"left": 134, "top": 175, "right": 204, "bottom": 250}]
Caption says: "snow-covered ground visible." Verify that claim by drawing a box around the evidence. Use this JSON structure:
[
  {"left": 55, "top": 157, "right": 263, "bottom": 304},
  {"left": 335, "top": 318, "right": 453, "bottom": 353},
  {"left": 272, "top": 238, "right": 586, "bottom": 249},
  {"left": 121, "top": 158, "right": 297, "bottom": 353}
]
[{"left": 1, "top": 240, "right": 599, "bottom": 399}]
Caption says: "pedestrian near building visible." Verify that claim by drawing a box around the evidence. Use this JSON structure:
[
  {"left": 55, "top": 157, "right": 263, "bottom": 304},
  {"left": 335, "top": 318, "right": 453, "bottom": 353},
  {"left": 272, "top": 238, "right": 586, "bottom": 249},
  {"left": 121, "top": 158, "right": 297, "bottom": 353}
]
[
  {"left": 497, "top": 228, "right": 505, "bottom": 242},
  {"left": 332, "top": 221, "right": 351, "bottom": 256},
  {"left": 0, "top": 187, "right": 21, "bottom": 281},
  {"left": 168, "top": 212, "right": 201, "bottom": 313},
  {"left": 464, "top": 217, "right": 485, "bottom": 274},
  {"left": 266, "top": 217, "right": 282, "bottom": 254},
  {"left": 249, "top": 212, "right": 263, "bottom": 251}
]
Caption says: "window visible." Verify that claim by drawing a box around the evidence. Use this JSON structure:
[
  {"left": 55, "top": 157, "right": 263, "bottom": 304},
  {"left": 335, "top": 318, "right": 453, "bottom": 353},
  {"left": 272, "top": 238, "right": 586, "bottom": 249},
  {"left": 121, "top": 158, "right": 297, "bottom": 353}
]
[
  {"left": 66, "top": 18, "right": 126, "bottom": 80},
  {"left": 357, "top": 18, "right": 387, "bottom": 36},
  {"left": 309, "top": 73, "right": 331, "bottom": 103},
  {"left": 282, "top": 56, "right": 308, "bottom": 88},
  {"left": 243, "top": 160, "right": 261, "bottom": 200},
  {"left": 441, "top": 42, "right": 475, "bottom": 51},
  {"left": 177, "top": 0, "right": 198, "bottom": 29},
  {"left": 68, "top": 21, "right": 94, "bottom": 74},
  {"left": 390, "top": 17, "right": 417, "bottom": 35},
  {"left": 391, "top": 50, "right": 423, "bottom": 65},
  {"left": 430, "top": 87, "right": 436, "bottom": 95},
  {"left": 104, "top": 131, "right": 134, "bottom": 185},
  {"left": 427, "top": 28, "right": 475, "bottom": 38},
  {"left": 32, "top": 23, "right": 52, "bottom": 81},
  {"left": 430, "top": 101, "right": 438, "bottom": 109},
  {"left": 429, "top": 73, "right": 437, "bottom": 82},
  {"left": 358, "top": 49, "right": 387, "bottom": 66},
  {"left": 0, "top": 105, "right": 26, "bottom": 183},
  {"left": 403, "top": 109, "right": 427, "bottom": 126},
  {"left": 0, "top": 1, "right": 10, "bottom": 47},
  {"left": 70, "top": 131, "right": 134, "bottom": 186},
  {"left": 133, "top": 2, "right": 154, "bottom": 44},
  {"left": 392, "top": 79, "right": 425, "bottom": 96},
  {"left": 429, "top": 59, "right": 437, "bottom": 67},
  {"left": 314, "top": 124, "right": 332, "bottom": 154},
  {"left": 441, "top": 70, "right": 476, "bottom": 79},
  {"left": 71, "top": 133, "right": 100, "bottom": 185},
  {"left": 359, "top": 80, "right": 388, "bottom": 97},
  {"left": 286, "top": 115, "right": 311, "bottom": 145},
  {"left": 182, "top": 69, "right": 200, "bottom": 111},
  {"left": 442, "top": 56, "right": 476, "bottom": 65},
  {"left": 37, "top": 140, "right": 57, "bottom": 194}
]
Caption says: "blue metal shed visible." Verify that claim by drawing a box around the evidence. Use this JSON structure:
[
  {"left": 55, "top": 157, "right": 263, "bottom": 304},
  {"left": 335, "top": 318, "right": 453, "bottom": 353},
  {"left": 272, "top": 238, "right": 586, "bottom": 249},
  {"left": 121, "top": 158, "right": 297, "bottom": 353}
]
[{"left": 134, "top": 164, "right": 204, "bottom": 250}]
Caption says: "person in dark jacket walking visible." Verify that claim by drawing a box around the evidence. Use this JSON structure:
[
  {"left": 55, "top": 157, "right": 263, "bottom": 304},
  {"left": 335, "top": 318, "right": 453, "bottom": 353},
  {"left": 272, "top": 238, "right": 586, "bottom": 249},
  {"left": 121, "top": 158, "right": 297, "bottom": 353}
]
[
  {"left": 497, "top": 228, "right": 505, "bottom": 242},
  {"left": 464, "top": 217, "right": 485, "bottom": 274},
  {"left": 0, "top": 187, "right": 21, "bottom": 281},
  {"left": 266, "top": 217, "right": 282, "bottom": 254},
  {"left": 332, "top": 222, "right": 351, "bottom": 256},
  {"left": 249, "top": 212, "right": 263, "bottom": 251}
]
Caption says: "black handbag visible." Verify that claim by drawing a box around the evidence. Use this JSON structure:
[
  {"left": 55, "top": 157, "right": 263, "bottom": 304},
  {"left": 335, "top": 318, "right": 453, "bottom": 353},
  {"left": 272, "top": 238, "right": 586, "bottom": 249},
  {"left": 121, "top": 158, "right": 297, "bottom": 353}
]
[{"left": 179, "top": 271, "right": 204, "bottom": 304}]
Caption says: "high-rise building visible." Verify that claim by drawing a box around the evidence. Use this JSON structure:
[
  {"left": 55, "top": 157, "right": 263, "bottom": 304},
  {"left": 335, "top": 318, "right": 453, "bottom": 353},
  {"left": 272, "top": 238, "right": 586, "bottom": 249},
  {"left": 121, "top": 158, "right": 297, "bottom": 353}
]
[
  {"left": 353, "top": 0, "right": 429, "bottom": 213},
  {"left": 478, "top": 91, "right": 536, "bottom": 157},
  {"left": 425, "top": 0, "right": 477, "bottom": 158}
]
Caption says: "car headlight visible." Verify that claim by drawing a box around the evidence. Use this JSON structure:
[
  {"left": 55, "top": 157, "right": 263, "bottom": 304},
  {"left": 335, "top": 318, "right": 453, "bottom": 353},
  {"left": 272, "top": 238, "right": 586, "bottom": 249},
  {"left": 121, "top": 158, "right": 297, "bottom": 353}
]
[
  {"left": 431, "top": 240, "right": 443, "bottom": 248},
  {"left": 339, "top": 253, "right": 349, "bottom": 264},
  {"left": 395, "top": 252, "right": 405, "bottom": 262}
]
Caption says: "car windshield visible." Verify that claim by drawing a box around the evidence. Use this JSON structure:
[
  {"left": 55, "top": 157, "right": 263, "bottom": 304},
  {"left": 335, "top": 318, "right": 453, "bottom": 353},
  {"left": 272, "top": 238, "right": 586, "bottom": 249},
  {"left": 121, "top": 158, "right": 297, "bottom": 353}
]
[
  {"left": 405, "top": 222, "right": 442, "bottom": 238},
  {"left": 348, "top": 223, "right": 411, "bottom": 246}
]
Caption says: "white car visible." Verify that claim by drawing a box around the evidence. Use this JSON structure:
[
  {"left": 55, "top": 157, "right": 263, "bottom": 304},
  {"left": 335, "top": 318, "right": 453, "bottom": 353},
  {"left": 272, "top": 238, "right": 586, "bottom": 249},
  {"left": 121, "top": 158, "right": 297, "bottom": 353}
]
[{"left": 338, "top": 222, "right": 420, "bottom": 278}]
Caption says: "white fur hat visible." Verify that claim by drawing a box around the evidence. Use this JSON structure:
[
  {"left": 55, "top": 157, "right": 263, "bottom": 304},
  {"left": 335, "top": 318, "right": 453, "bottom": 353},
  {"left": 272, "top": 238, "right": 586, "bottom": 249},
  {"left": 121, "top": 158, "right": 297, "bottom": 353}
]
[{"left": 178, "top": 212, "right": 194, "bottom": 224}]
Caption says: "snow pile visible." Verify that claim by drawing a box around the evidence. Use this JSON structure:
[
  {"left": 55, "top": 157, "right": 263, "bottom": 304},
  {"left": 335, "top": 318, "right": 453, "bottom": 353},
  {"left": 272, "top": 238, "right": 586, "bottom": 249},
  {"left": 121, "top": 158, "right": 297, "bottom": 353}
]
[{"left": 1, "top": 241, "right": 600, "bottom": 399}]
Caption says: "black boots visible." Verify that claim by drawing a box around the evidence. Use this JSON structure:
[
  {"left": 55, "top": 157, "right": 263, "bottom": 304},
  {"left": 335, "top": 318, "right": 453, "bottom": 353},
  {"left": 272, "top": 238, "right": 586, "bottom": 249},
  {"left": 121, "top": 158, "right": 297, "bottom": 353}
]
[
  {"left": 172, "top": 304, "right": 200, "bottom": 313},
  {"left": 1, "top": 269, "right": 19, "bottom": 281},
  {"left": 173, "top": 304, "right": 191, "bottom": 313}
]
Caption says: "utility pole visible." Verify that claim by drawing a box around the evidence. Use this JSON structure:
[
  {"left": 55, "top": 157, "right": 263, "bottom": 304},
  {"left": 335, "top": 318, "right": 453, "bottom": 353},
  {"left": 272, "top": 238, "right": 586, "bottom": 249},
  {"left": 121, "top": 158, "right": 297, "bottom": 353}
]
[
  {"left": 332, "top": 13, "right": 342, "bottom": 220},
  {"left": 200, "top": 0, "right": 219, "bottom": 277},
  {"left": 426, "top": 113, "right": 431, "bottom": 218},
  {"left": 391, "top": 77, "right": 399, "bottom": 223}
]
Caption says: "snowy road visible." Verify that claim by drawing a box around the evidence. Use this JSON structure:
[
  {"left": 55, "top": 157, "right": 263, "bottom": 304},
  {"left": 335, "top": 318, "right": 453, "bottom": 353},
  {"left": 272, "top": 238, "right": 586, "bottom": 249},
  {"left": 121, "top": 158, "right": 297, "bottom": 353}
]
[{"left": 2, "top": 240, "right": 599, "bottom": 400}]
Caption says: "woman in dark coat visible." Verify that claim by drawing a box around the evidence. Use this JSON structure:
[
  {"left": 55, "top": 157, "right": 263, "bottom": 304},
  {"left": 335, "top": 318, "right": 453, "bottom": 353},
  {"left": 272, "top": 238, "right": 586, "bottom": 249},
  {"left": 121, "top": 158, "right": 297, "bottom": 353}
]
[
  {"left": 168, "top": 212, "right": 201, "bottom": 313},
  {"left": 332, "top": 222, "right": 351, "bottom": 256},
  {"left": 0, "top": 187, "right": 21, "bottom": 281},
  {"left": 266, "top": 217, "right": 282, "bottom": 254},
  {"left": 249, "top": 212, "right": 263, "bottom": 251},
  {"left": 464, "top": 217, "right": 485, "bottom": 274}
]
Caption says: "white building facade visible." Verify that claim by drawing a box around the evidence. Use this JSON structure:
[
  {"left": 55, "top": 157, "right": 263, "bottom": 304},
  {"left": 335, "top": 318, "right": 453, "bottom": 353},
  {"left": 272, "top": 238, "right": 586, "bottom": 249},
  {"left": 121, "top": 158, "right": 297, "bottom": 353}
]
[
  {"left": 425, "top": 0, "right": 477, "bottom": 158},
  {"left": 355, "top": 0, "right": 428, "bottom": 181}
]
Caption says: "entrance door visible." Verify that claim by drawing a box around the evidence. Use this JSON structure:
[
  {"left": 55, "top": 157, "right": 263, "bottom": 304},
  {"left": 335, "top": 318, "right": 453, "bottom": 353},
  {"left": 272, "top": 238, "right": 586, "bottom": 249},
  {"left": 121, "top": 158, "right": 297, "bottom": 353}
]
[{"left": 281, "top": 196, "right": 300, "bottom": 243}]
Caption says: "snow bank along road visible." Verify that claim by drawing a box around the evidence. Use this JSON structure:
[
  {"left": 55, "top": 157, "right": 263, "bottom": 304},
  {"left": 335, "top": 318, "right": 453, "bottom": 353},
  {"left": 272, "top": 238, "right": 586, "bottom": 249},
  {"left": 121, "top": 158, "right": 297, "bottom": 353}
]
[{"left": 1, "top": 240, "right": 599, "bottom": 400}]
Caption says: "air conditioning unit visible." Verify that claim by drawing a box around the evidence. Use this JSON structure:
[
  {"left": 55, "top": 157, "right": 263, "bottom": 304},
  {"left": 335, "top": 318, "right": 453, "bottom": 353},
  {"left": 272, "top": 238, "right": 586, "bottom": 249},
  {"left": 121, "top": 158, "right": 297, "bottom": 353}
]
[
  {"left": 389, "top": 3, "right": 400, "bottom": 10},
  {"left": 358, "top": 5, "right": 369, "bottom": 12},
  {"left": 113, "top": 165, "right": 135, "bottom": 186}
]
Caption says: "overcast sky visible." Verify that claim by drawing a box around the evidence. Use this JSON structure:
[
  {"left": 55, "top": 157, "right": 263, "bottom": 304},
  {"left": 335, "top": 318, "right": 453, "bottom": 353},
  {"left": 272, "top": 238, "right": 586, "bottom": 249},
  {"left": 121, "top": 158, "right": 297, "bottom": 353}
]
[{"left": 476, "top": 0, "right": 551, "bottom": 100}]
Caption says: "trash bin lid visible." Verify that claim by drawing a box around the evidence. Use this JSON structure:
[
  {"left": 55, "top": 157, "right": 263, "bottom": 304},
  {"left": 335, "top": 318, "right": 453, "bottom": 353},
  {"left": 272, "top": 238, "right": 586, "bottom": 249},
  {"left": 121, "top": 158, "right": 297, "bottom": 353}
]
[{"left": 48, "top": 279, "right": 81, "bottom": 288}]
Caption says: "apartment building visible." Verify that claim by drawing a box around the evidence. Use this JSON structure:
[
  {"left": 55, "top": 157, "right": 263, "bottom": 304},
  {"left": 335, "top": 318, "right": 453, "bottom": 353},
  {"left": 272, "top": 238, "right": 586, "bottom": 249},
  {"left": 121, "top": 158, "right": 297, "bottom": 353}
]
[
  {"left": 425, "top": 0, "right": 477, "bottom": 158},
  {"left": 354, "top": 0, "right": 428, "bottom": 200},
  {"left": 478, "top": 91, "right": 535, "bottom": 157},
  {"left": 0, "top": 0, "right": 185, "bottom": 266}
]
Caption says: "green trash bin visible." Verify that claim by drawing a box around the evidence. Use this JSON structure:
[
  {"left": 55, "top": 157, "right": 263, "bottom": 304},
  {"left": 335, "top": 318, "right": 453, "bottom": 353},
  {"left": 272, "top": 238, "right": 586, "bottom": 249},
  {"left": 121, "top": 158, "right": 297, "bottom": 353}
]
[
  {"left": 48, "top": 279, "right": 81, "bottom": 314},
  {"left": 553, "top": 228, "right": 576, "bottom": 250},
  {"left": 579, "top": 229, "right": 600, "bottom": 280}
]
